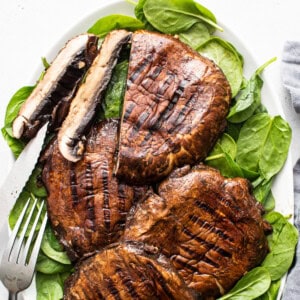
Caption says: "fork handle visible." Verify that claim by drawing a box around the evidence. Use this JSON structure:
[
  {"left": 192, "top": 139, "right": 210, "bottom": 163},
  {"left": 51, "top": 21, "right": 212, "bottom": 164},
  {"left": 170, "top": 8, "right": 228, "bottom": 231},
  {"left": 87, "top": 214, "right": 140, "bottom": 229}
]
[{"left": 9, "top": 292, "right": 17, "bottom": 300}]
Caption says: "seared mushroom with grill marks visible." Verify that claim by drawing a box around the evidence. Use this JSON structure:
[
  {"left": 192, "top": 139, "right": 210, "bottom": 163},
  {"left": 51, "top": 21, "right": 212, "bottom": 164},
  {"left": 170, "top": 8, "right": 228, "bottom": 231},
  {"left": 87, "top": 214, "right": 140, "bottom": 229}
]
[
  {"left": 12, "top": 34, "right": 98, "bottom": 140},
  {"left": 115, "top": 30, "right": 231, "bottom": 185}
]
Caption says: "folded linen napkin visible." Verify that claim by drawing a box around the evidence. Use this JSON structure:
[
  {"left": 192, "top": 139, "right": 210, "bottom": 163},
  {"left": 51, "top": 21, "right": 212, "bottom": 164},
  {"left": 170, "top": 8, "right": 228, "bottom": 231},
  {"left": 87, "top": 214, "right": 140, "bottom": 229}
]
[
  {"left": 282, "top": 41, "right": 300, "bottom": 113},
  {"left": 281, "top": 41, "right": 300, "bottom": 299}
]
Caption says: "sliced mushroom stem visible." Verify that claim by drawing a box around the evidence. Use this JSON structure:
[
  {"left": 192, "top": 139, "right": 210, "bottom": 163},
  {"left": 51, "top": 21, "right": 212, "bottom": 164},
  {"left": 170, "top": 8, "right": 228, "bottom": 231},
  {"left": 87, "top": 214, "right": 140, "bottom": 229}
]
[
  {"left": 12, "top": 33, "right": 98, "bottom": 140},
  {"left": 58, "top": 30, "right": 132, "bottom": 162}
]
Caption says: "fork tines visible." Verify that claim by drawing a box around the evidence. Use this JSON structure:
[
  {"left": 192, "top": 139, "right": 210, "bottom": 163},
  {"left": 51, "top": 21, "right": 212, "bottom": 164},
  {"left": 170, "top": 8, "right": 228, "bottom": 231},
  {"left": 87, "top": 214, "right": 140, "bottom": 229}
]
[{"left": 0, "top": 197, "right": 48, "bottom": 292}]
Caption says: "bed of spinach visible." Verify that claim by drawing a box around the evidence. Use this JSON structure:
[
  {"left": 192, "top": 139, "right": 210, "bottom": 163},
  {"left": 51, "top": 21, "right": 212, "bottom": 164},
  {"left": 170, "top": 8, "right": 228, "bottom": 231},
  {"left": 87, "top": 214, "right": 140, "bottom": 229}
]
[{"left": 1, "top": 0, "right": 298, "bottom": 299}]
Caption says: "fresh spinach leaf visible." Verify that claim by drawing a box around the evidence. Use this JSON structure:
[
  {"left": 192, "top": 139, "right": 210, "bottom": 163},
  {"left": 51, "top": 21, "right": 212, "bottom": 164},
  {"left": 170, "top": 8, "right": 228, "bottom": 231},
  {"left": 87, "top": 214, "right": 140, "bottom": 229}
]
[
  {"left": 227, "top": 57, "right": 276, "bottom": 123},
  {"left": 100, "top": 60, "right": 129, "bottom": 119},
  {"left": 87, "top": 14, "right": 144, "bottom": 37},
  {"left": 262, "top": 212, "right": 298, "bottom": 280},
  {"left": 208, "top": 133, "right": 237, "bottom": 159},
  {"left": 218, "top": 267, "right": 271, "bottom": 299},
  {"left": 36, "top": 273, "right": 64, "bottom": 300},
  {"left": 254, "top": 102, "right": 268, "bottom": 114},
  {"left": 43, "top": 224, "right": 64, "bottom": 252},
  {"left": 206, "top": 152, "right": 244, "bottom": 178},
  {"left": 225, "top": 122, "right": 242, "bottom": 141},
  {"left": 254, "top": 178, "right": 273, "bottom": 204},
  {"left": 8, "top": 190, "right": 31, "bottom": 231},
  {"left": 26, "top": 166, "right": 48, "bottom": 198},
  {"left": 240, "top": 167, "right": 259, "bottom": 181},
  {"left": 1, "top": 126, "right": 25, "bottom": 158},
  {"left": 41, "top": 57, "right": 50, "bottom": 70},
  {"left": 253, "top": 177, "right": 275, "bottom": 211},
  {"left": 41, "top": 225, "right": 71, "bottom": 265},
  {"left": 134, "top": 0, "right": 155, "bottom": 30},
  {"left": 205, "top": 134, "right": 244, "bottom": 178},
  {"left": 3, "top": 86, "right": 34, "bottom": 125},
  {"left": 36, "top": 252, "right": 73, "bottom": 275},
  {"left": 197, "top": 37, "right": 243, "bottom": 97},
  {"left": 263, "top": 191, "right": 275, "bottom": 212},
  {"left": 178, "top": 22, "right": 210, "bottom": 49},
  {"left": 143, "top": 0, "right": 221, "bottom": 35},
  {"left": 218, "top": 133, "right": 237, "bottom": 158},
  {"left": 1, "top": 85, "right": 34, "bottom": 157},
  {"left": 194, "top": 1, "right": 217, "bottom": 27},
  {"left": 257, "top": 279, "right": 281, "bottom": 300},
  {"left": 259, "top": 115, "right": 292, "bottom": 180},
  {"left": 236, "top": 113, "right": 291, "bottom": 181}
]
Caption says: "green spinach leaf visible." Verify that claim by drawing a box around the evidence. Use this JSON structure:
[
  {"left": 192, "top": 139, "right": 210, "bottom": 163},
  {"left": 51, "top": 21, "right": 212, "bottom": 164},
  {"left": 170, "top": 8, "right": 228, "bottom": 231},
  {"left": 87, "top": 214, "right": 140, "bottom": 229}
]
[
  {"left": 87, "top": 14, "right": 144, "bottom": 37},
  {"left": 100, "top": 60, "right": 129, "bottom": 119},
  {"left": 206, "top": 152, "right": 244, "bottom": 178},
  {"left": 3, "top": 86, "right": 34, "bottom": 125},
  {"left": 218, "top": 267, "right": 271, "bottom": 299},
  {"left": 1, "top": 86, "right": 34, "bottom": 157},
  {"left": 262, "top": 212, "right": 298, "bottom": 280},
  {"left": 254, "top": 178, "right": 273, "bottom": 204},
  {"left": 41, "top": 225, "right": 71, "bottom": 265},
  {"left": 236, "top": 113, "right": 291, "bottom": 181},
  {"left": 205, "top": 134, "right": 244, "bottom": 178},
  {"left": 143, "top": 0, "right": 221, "bottom": 34},
  {"left": 36, "top": 273, "right": 64, "bottom": 300},
  {"left": 178, "top": 22, "right": 210, "bottom": 49},
  {"left": 253, "top": 177, "right": 275, "bottom": 211},
  {"left": 134, "top": 0, "right": 155, "bottom": 30},
  {"left": 263, "top": 191, "right": 275, "bottom": 212},
  {"left": 1, "top": 126, "right": 25, "bottom": 158},
  {"left": 217, "top": 133, "right": 237, "bottom": 158},
  {"left": 26, "top": 166, "right": 48, "bottom": 198},
  {"left": 197, "top": 37, "right": 243, "bottom": 97},
  {"left": 257, "top": 279, "right": 281, "bottom": 300},
  {"left": 36, "top": 252, "right": 73, "bottom": 275},
  {"left": 227, "top": 57, "right": 276, "bottom": 123},
  {"left": 225, "top": 122, "right": 242, "bottom": 141}
]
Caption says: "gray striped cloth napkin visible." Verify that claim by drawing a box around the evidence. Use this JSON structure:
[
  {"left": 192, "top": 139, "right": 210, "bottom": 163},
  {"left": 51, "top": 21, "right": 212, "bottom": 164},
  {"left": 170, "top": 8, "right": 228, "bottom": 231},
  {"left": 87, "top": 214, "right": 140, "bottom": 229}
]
[{"left": 281, "top": 41, "right": 300, "bottom": 299}]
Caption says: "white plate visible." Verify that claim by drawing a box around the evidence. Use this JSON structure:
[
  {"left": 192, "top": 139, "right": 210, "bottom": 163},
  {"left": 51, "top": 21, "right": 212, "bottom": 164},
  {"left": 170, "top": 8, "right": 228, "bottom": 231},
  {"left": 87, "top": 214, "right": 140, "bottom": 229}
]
[{"left": 0, "top": 0, "right": 293, "bottom": 299}]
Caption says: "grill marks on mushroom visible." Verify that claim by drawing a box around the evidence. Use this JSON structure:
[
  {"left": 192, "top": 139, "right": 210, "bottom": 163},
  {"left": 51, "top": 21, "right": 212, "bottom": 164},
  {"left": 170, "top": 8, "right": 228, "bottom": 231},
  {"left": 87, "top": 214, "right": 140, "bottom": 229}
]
[
  {"left": 123, "top": 164, "right": 271, "bottom": 298},
  {"left": 41, "top": 119, "right": 149, "bottom": 261},
  {"left": 61, "top": 163, "right": 271, "bottom": 299},
  {"left": 12, "top": 34, "right": 98, "bottom": 140},
  {"left": 57, "top": 30, "right": 132, "bottom": 162},
  {"left": 64, "top": 243, "right": 198, "bottom": 300},
  {"left": 15, "top": 29, "right": 271, "bottom": 299},
  {"left": 115, "top": 30, "right": 232, "bottom": 184}
]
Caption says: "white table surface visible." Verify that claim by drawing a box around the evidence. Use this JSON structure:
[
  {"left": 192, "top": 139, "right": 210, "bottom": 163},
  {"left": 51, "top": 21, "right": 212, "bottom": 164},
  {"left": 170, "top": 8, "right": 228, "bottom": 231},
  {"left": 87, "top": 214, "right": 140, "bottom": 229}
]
[{"left": 0, "top": 0, "right": 300, "bottom": 298}]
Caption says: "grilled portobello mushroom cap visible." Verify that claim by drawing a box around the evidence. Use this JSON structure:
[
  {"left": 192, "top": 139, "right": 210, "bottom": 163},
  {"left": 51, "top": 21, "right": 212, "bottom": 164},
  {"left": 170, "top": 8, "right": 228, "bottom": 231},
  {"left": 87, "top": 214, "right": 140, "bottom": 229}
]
[
  {"left": 115, "top": 30, "right": 231, "bottom": 185},
  {"left": 42, "top": 119, "right": 149, "bottom": 261},
  {"left": 123, "top": 164, "right": 272, "bottom": 299},
  {"left": 64, "top": 243, "right": 199, "bottom": 300}
]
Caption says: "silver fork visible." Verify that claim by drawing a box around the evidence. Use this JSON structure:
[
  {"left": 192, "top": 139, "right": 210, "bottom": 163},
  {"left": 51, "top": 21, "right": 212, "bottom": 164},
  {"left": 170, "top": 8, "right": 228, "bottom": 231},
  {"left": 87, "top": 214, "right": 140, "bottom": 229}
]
[{"left": 0, "top": 197, "right": 48, "bottom": 300}]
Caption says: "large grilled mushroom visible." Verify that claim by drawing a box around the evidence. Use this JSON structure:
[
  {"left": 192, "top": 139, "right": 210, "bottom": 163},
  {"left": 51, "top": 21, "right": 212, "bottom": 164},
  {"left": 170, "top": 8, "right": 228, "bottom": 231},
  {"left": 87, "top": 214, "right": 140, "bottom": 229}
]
[
  {"left": 12, "top": 34, "right": 98, "bottom": 140},
  {"left": 57, "top": 30, "right": 132, "bottom": 162},
  {"left": 115, "top": 30, "right": 231, "bottom": 184}
]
